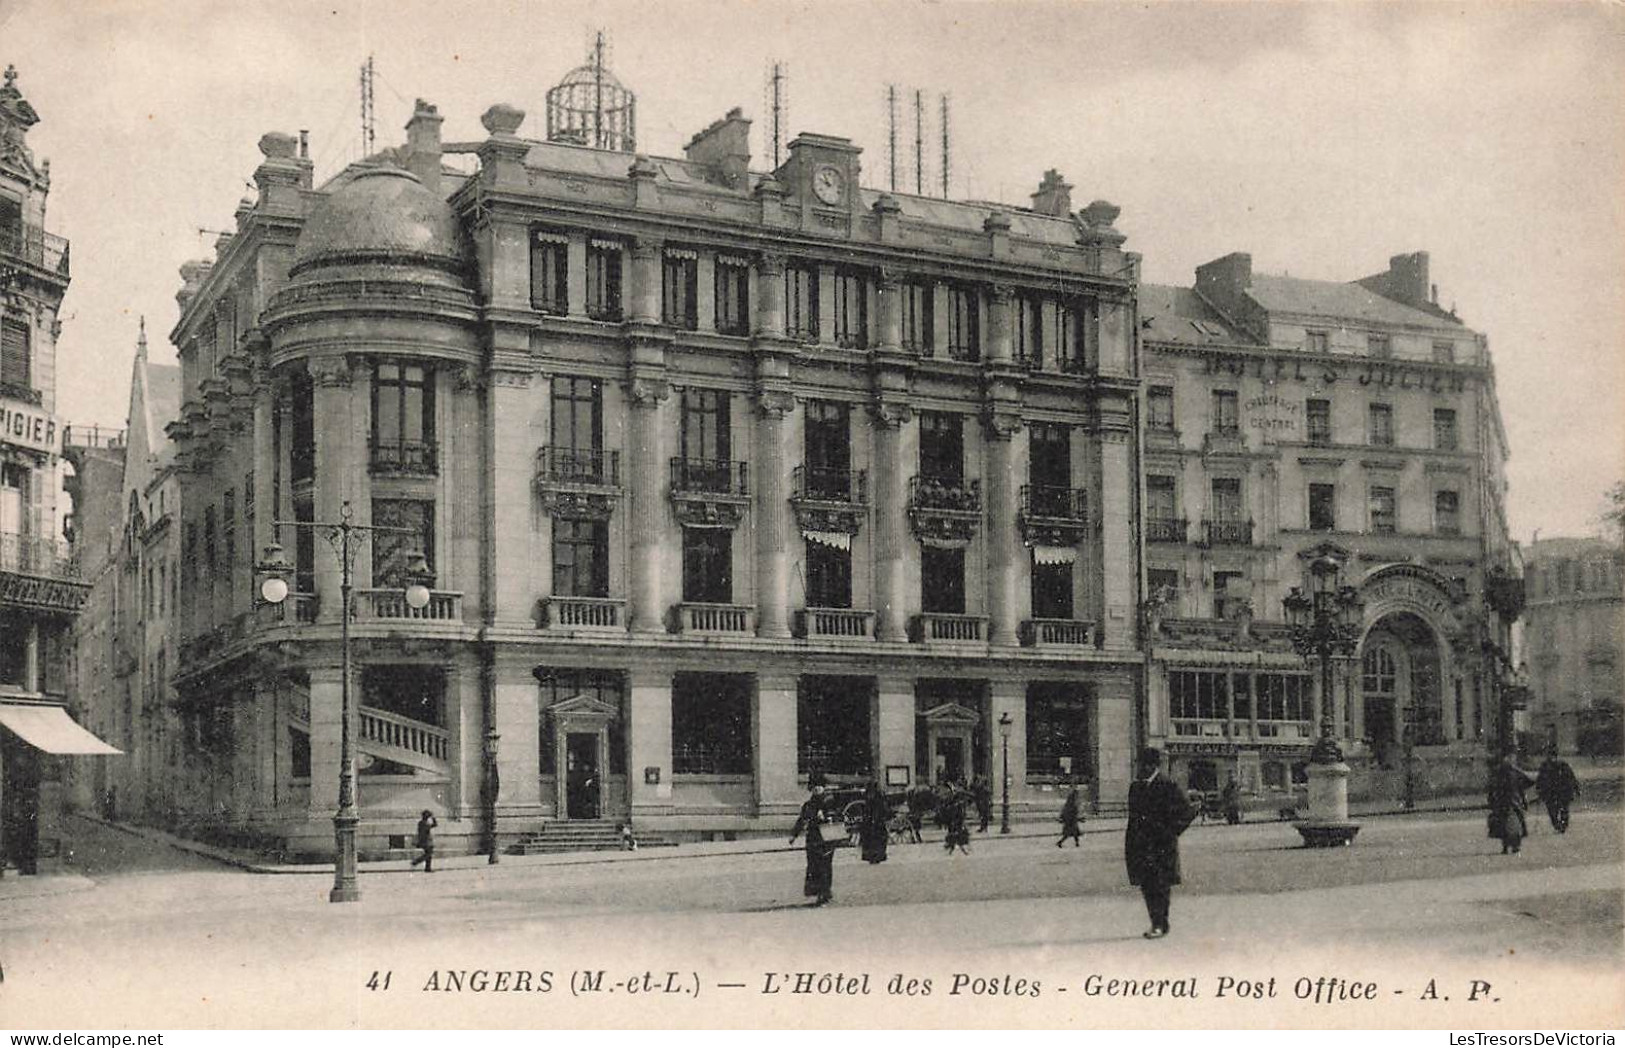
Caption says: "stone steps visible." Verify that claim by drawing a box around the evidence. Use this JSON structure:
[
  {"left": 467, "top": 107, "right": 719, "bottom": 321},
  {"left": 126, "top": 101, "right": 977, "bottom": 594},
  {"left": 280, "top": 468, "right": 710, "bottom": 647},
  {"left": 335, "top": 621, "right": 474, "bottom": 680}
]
[{"left": 506, "top": 821, "right": 678, "bottom": 856}]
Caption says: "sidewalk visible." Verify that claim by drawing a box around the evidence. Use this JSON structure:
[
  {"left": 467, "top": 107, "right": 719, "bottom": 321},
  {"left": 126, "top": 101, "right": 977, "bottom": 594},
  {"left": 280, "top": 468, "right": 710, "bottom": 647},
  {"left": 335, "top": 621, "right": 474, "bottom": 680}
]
[{"left": 73, "top": 791, "right": 1507, "bottom": 877}]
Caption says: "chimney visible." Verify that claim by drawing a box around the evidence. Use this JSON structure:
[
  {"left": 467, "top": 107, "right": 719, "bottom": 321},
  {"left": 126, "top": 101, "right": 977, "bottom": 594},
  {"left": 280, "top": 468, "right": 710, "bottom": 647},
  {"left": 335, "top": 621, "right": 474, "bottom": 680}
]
[
  {"left": 1030, "top": 169, "right": 1072, "bottom": 217},
  {"left": 1195, "top": 252, "right": 1253, "bottom": 318},
  {"left": 1385, "top": 251, "right": 1429, "bottom": 307},
  {"left": 684, "top": 107, "right": 751, "bottom": 189},
  {"left": 405, "top": 99, "right": 444, "bottom": 196}
]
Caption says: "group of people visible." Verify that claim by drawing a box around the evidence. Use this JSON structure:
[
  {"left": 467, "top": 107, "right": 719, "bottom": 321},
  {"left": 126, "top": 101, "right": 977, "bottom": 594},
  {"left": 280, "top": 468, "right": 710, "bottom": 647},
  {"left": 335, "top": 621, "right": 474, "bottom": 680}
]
[{"left": 1488, "top": 752, "right": 1581, "bottom": 855}]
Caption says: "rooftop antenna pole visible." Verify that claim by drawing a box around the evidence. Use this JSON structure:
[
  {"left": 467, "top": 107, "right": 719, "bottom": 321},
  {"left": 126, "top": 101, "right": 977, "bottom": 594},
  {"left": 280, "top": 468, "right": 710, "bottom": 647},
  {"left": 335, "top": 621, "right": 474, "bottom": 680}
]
[
  {"left": 886, "top": 84, "right": 898, "bottom": 192},
  {"left": 768, "top": 61, "right": 787, "bottom": 168},
  {"left": 940, "top": 93, "right": 951, "bottom": 199},
  {"left": 360, "top": 55, "right": 376, "bottom": 156},
  {"left": 592, "top": 30, "right": 607, "bottom": 150},
  {"left": 914, "top": 88, "right": 924, "bottom": 195}
]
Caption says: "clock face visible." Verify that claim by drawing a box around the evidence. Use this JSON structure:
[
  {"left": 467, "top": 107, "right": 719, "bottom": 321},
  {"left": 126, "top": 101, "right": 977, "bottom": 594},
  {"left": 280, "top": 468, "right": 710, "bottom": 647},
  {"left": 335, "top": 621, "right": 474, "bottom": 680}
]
[{"left": 812, "top": 165, "right": 844, "bottom": 205}]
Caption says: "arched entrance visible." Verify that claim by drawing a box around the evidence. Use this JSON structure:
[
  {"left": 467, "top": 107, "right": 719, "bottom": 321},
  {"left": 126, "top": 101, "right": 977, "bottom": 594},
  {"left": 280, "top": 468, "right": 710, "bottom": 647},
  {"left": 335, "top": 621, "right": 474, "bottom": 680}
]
[{"left": 1360, "top": 613, "right": 1443, "bottom": 768}]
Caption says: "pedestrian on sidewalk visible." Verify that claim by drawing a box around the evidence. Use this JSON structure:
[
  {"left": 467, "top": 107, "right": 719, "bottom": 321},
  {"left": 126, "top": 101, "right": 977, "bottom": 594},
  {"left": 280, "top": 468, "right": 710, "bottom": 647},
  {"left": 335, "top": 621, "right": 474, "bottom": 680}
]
[
  {"left": 789, "top": 777, "right": 835, "bottom": 905},
  {"left": 1535, "top": 754, "right": 1579, "bottom": 834},
  {"left": 942, "top": 783, "right": 971, "bottom": 855},
  {"left": 1125, "top": 747, "right": 1196, "bottom": 940},
  {"left": 1057, "top": 784, "right": 1084, "bottom": 847},
  {"left": 1489, "top": 753, "right": 1536, "bottom": 855},
  {"left": 973, "top": 775, "right": 993, "bottom": 834},
  {"left": 617, "top": 822, "right": 638, "bottom": 851},
  {"left": 410, "top": 810, "right": 437, "bottom": 872},
  {"left": 858, "top": 780, "right": 890, "bottom": 865},
  {"left": 904, "top": 787, "right": 930, "bottom": 844},
  {"left": 1221, "top": 775, "right": 1243, "bottom": 826}
]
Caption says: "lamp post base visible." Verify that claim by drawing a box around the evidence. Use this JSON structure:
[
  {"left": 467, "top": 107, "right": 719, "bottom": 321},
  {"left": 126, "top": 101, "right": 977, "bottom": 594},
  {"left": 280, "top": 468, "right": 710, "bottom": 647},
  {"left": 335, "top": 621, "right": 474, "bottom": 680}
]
[
  {"left": 1296, "top": 756, "right": 1360, "bottom": 847},
  {"left": 330, "top": 810, "right": 361, "bottom": 903},
  {"left": 1295, "top": 821, "right": 1361, "bottom": 847}
]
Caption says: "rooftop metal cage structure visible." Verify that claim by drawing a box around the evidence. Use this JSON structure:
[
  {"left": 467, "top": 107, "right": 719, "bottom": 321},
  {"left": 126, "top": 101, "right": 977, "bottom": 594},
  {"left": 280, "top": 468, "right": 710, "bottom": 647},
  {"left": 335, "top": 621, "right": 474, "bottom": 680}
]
[{"left": 545, "top": 44, "right": 636, "bottom": 153}]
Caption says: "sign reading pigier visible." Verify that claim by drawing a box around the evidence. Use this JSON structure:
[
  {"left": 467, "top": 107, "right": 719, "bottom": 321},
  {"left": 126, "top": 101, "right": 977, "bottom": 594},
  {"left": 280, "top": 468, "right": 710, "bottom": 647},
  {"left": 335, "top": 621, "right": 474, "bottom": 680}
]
[{"left": 0, "top": 396, "right": 59, "bottom": 454}]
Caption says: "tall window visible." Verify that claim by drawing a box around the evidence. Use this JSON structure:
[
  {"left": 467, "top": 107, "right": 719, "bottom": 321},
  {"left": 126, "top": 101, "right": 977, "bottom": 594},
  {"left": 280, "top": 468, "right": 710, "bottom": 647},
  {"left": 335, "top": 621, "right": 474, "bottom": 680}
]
[
  {"left": 804, "top": 400, "right": 852, "bottom": 499},
  {"left": 1213, "top": 570, "right": 1244, "bottom": 620},
  {"left": 945, "top": 286, "right": 979, "bottom": 361},
  {"left": 1147, "top": 475, "right": 1177, "bottom": 523},
  {"left": 920, "top": 412, "right": 964, "bottom": 485},
  {"left": 551, "top": 376, "right": 603, "bottom": 481},
  {"left": 785, "top": 263, "right": 819, "bottom": 340},
  {"left": 901, "top": 281, "right": 933, "bottom": 354},
  {"left": 1368, "top": 333, "right": 1392, "bottom": 358},
  {"left": 1147, "top": 386, "right": 1175, "bottom": 432},
  {"left": 682, "top": 528, "right": 732, "bottom": 603},
  {"left": 371, "top": 499, "right": 434, "bottom": 586},
  {"left": 1369, "top": 486, "right": 1397, "bottom": 534},
  {"left": 797, "top": 676, "right": 872, "bottom": 776},
  {"left": 1308, "top": 483, "right": 1337, "bottom": 532},
  {"left": 530, "top": 231, "right": 568, "bottom": 314},
  {"left": 805, "top": 540, "right": 851, "bottom": 609},
  {"left": 1432, "top": 341, "right": 1456, "bottom": 364},
  {"left": 0, "top": 318, "right": 30, "bottom": 394},
  {"left": 1306, "top": 398, "right": 1331, "bottom": 446},
  {"left": 715, "top": 256, "right": 751, "bottom": 336},
  {"left": 1028, "top": 422, "right": 1072, "bottom": 516},
  {"left": 1434, "top": 490, "right": 1460, "bottom": 535},
  {"left": 372, "top": 359, "right": 435, "bottom": 469},
  {"left": 585, "top": 240, "right": 623, "bottom": 321},
  {"left": 1305, "top": 330, "right": 1329, "bottom": 354},
  {"left": 1015, "top": 294, "right": 1043, "bottom": 367},
  {"left": 1433, "top": 408, "right": 1458, "bottom": 451},
  {"left": 662, "top": 248, "right": 699, "bottom": 329},
  {"left": 672, "top": 673, "right": 752, "bottom": 775},
  {"left": 1210, "top": 477, "right": 1243, "bottom": 522},
  {"left": 921, "top": 545, "right": 965, "bottom": 614},
  {"left": 832, "top": 268, "right": 867, "bottom": 348},
  {"left": 1031, "top": 554, "right": 1073, "bottom": 619},
  {"left": 288, "top": 370, "right": 316, "bottom": 486},
  {"left": 222, "top": 489, "right": 236, "bottom": 600},
  {"left": 1026, "top": 682, "right": 1091, "bottom": 779},
  {"left": 203, "top": 507, "right": 217, "bottom": 574},
  {"left": 1368, "top": 403, "right": 1394, "bottom": 446},
  {"left": 0, "top": 196, "right": 19, "bottom": 255},
  {"left": 1053, "top": 302, "right": 1084, "bottom": 372},
  {"left": 1211, "top": 389, "right": 1239, "bottom": 434},
  {"left": 678, "top": 389, "right": 731, "bottom": 491},
  {"left": 552, "top": 519, "right": 608, "bottom": 598}
]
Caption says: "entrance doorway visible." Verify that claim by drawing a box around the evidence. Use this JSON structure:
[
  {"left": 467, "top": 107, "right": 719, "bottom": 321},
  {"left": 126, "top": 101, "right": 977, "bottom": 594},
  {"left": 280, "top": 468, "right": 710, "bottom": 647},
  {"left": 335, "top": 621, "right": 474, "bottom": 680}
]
[
  {"left": 1, "top": 731, "right": 40, "bottom": 874},
  {"left": 565, "top": 732, "right": 600, "bottom": 819},
  {"left": 935, "top": 736, "right": 966, "bottom": 784}
]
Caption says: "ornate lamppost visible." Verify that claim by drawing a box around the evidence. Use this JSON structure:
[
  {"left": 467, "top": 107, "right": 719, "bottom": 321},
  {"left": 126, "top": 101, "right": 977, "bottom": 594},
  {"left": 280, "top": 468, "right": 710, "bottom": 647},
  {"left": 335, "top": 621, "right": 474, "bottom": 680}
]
[
  {"left": 998, "top": 712, "right": 1012, "bottom": 835},
  {"left": 258, "top": 501, "right": 433, "bottom": 903},
  {"left": 1283, "top": 550, "right": 1365, "bottom": 847}
]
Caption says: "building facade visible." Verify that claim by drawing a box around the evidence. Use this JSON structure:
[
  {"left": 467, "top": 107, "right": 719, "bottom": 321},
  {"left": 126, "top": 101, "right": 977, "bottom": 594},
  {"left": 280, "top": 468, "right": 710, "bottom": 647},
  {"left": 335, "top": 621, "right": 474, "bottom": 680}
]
[
  {"left": 0, "top": 64, "right": 115, "bottom": 874},
  {"left": 1523, "top": 536, "right": 1624, "bottom": 756},
  {"left": 156, "top": 63, "right": 1144, "bottom": 856},
  {"left": 1138, "top": 251, "right": 1520, "bottom": 803}
]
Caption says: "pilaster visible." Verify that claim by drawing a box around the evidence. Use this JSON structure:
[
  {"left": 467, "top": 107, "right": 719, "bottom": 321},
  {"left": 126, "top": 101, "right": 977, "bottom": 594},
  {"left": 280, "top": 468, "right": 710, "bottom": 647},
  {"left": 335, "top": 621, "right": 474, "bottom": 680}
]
[
  {"left": 755, "top": 254, "right": 786, "bottom": 338},
  {"left": 307, "top": 666, "right": 344, "bottom": 816},
  {"left": 493, "top": 666, "right": 542, "bottom": 817},
  {"left": 984, "top": 412, "right": 1023, "bottom": 646},
  {"left": 627, "top": 667, "right": 673, "bottom": 818},
  {"left": 872, "top": 676, "right": 916, "bottom": 785},
  {"left": 870, "top": 401, "right": 912, "bottom": 642},
  {"left": 753, "top": 672, "right": 800, "bottom": 818},
  {"left": 626, "top": 374, "right": 671, "bottom": 633},
  {"left": 1095, "top": 396, "right": 1138, "bottom": 649},
  {"left": 309, "top": 354, "right": 357, "bottom": 623},
  {"left": 628, "top": 238, "right": 662, "bottom": 325},
  {"left": 988, "top": 680, "right": 1027, "bottom": 802},
  {"left": 484, "top": 356, "right": 536, "bottom": 627},
  {"left": 754, "top": 390, "right": 795, "bottom": 638}
]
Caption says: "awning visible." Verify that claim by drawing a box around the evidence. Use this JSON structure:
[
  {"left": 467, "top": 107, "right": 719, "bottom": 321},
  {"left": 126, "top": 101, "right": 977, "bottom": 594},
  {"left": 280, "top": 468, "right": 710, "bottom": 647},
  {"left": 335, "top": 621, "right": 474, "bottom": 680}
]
[
  {"left": 1033, "top": 545, "right": 1077, "bottom": 565},
  {"left": 803, "top": 530, "right": 851, "bottom": 551},
  {"left": 0, "top": 702, "right": 122, "bottom": 755}
]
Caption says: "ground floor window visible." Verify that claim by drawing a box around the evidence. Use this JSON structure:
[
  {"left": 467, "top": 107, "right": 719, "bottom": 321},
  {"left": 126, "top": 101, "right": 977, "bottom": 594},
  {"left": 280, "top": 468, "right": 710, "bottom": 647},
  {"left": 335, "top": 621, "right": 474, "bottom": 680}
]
[
  {"left": 1169, "top": 670, "right": 1229, "bottom": 725},
  {"left": 1026, "top": 681, "right": 1091, "bottom": 779},
  {"left": 672, "top": 673, "right": 752, "bottom": 774},
  {"left": 1257, "top": 674, "right": 1311, "bottom": 735},
  {"left": 536, "top": 668, "right": 626, "bottom": 776},
  {"left": 797, "top": 675, "right": 872, "bottom": 776},
  {"left": 1186, "top": 759, "right": 1218, "bottom": 792}
]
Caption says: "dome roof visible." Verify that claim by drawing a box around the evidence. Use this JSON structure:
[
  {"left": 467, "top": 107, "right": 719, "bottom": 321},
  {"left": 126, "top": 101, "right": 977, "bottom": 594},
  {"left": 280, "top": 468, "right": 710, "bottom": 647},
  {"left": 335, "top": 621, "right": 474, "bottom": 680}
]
[{"left": 292, "top": 165, "right": 461, "bottom": 272}]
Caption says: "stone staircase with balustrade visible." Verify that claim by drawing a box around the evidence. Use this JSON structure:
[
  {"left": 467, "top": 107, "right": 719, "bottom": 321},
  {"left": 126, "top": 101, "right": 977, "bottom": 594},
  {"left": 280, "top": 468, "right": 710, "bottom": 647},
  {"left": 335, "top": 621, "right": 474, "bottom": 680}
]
[{"left": 285, "top": 682, "right": 450, "bottom": 775}]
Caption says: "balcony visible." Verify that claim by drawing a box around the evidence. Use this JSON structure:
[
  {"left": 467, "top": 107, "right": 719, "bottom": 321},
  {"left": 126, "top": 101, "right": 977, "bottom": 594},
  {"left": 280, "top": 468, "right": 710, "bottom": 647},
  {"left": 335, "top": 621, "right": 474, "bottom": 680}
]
[
  {"left": 0, "top": 380, "right": 40, "bottom": 406},
  {"left": 355, "top": 589, "right": 462, "bottom": 622},
  {"left": 674, "top": 602, "right": 756, "bottom": 635},
  {"left": 535, "top": 446, "right": 621, "bottom": 521},
  {"left": 1020, "top": 618, "right": 1095, "bottom": 648},
  {"left": 1203, "top": 426, "right": 1246, "bottom": 456},
  {"left": 910, "top": 612, "right": 988, "bottom": 645},
  {"left": 369, "top": 439, "right": 438, "bottom": 476},
  {"left": 795, "top": 607, "right": 876, "bottom": 641},
  {"left": 0, "top": 223, "right": 70, "bottom": 278},
  {"left": 790, "top": 466, "right": 869, "bottom": 538},
  {"left": 538, "top": 595, "right": 625, "bottom": 632},
  {"left": 1019, "top": 484, "right": 1088, "bottom": 547},
  {"left": 669, "top": 457, "right": 750, "bottom": 528},
  {"left": 0, "top": 533, "right": 79, "bottom": 581},
  {"left": 1201, "top": 518, "right": 1254, "bottom": 547},
  {"left": 256, "top": 592, "right": 319, "bottom": 625},
  {"left": 1146, "top": 517, "right": 1188, "bottom": 544},
  {"left": 908, "top": 475, "right": 982, "bottom": 547}
]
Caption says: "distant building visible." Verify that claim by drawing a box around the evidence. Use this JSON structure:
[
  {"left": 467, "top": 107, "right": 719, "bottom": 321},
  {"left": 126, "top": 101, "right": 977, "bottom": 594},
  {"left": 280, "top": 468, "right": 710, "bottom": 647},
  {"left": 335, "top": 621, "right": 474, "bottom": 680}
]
[
  {"left": 0, "top": 63, "right": 117, "bottom": 875},
  {"left": 1523, "top": 536, "right": 1624, "bottom": 756},
  {"left": 1138, "top": 251, "right": 1520, "bottom": 803},
  {"left": 136, "top": 55, "right": 1143, "bottom": 857}
]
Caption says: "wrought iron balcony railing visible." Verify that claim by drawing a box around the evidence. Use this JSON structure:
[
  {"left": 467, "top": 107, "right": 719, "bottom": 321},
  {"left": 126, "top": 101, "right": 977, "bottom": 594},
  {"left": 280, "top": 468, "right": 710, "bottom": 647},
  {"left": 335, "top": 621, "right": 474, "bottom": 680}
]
[
  {"left": 908, "top": 475, "right": 981, "bottom": 513},
  {"left": 1146, "top": 517, "right": 1188, "bottom": 543},
  {"left": 669, "top": 457, "right": 748, "bottom": 496},
  {"left": 369, "top": 439, "right": 438, "bottom": 475},
  {"left": 1201, "top": 518, "right": 1254, "bottom": 547},
  {"left": 792, "top": 466, "right": 868, "bottom": 504},
  {"left": 1021, "top": 484, "right": 1087, "bottom": 520},
  {"left": 536, "top": 446, "right": 620, "bottom": 487},
  {"left": 0, "top": 532, "right": 79, "bottom": 580},
  {"left": 0, "top": 223, "right": 70, "bottom": 277}
]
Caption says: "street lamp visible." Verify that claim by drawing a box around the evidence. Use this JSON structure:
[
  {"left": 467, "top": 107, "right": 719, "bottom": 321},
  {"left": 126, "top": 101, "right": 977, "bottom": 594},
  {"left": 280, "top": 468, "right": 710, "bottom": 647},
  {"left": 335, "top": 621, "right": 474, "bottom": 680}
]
[
  {"left": 258, "top": 501, "right": 433, "bottom": 903},
  {"left": 1283, "top": 550, "right": 1365, "bottom": 846},
  {"left": 998, "top": 712, "right": 1012, "bottom": 835}
]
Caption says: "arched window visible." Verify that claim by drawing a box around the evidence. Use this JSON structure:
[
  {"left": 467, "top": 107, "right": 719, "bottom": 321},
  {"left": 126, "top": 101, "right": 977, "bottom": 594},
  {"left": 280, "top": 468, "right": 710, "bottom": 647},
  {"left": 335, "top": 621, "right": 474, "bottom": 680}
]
[{"left": 1363, "top": 647, "right": 1397, "bottom": 697}]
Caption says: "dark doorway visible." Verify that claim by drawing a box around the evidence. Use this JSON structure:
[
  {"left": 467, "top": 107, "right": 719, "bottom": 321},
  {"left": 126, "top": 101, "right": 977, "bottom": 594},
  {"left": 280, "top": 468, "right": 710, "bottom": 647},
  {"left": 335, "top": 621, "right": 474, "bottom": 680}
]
[
  {"left": 565, "top": 732, "right": 600, "bottom": 819},
  {"left": 935, "top": 736, "right": 966, "bottom": 784},
  {"left": 1, "top": 731, "right": 41, "bottom": 874}
]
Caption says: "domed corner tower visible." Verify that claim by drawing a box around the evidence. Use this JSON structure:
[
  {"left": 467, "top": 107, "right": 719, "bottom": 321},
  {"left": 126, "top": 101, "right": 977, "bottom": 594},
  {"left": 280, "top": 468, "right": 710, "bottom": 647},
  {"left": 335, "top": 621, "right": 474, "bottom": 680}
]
[{"left": 545, "top": 33, "right": 636, "bottom": 152}]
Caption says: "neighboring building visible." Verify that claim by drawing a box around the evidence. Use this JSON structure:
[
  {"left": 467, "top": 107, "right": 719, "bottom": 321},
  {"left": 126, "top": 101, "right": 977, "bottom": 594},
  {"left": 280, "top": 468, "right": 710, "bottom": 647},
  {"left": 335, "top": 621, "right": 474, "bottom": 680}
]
[
  {"left": 1523, "top": 536, "right": 1624, "bottom": 756},
  {"left": 1138, "top": 250, "right": 1520, "bottom": 803},
  {"left": 0, "top": 63, "right": 117, "bottom": 875},
  {"left": 152, "top": 58, "right": 1143, "bottom": 857}
]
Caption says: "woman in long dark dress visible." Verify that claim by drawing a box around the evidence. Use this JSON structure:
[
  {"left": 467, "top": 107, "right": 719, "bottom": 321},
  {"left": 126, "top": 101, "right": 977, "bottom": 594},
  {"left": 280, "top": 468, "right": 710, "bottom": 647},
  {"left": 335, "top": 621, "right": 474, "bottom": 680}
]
[
  {"left": 1491, "top": 753, "right": 1537, "bottom": 855},
  {"left": 859, "top": 781, "right": 890, "bottom": 864},
  {"left": 942, "top": 785, "right": 971, "bottom": 855},
  {"left": 789, "top": 782, "right": 835, "bottom": 904},
  {"left": 1057, "top": 786, "right": 1084, "bottom": 847}
]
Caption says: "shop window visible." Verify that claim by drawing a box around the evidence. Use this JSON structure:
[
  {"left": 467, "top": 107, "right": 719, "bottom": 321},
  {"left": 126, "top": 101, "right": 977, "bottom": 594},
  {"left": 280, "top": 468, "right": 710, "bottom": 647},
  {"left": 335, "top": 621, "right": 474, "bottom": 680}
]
[
  {"left": 797, "top": 675, "right": 873, "bottom": 776},
  {"left": 1026, "top": 681, "right": 1091, "bottom": 779},
  {"left": 714, "top": 256, "right": 751, "bottom": 336},
  {"left": 672, "top": 673, "right": 752, "bottom": 774},
  {"left": 682, "top": 528, "right": 732, "bottom": 603},
  {"left": 531, "top": 232, "right": 568, "bottom": 314}
]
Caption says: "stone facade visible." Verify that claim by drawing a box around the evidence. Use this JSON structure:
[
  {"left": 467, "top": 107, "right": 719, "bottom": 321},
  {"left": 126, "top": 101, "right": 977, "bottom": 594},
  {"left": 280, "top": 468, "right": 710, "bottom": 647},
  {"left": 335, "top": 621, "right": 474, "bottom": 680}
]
[
  {"left": 1139, "top": 252, "right": 1519, "bottom": 804},
  {"left": 1523, "top": 536, "right": 1624, "bottom": 756}
]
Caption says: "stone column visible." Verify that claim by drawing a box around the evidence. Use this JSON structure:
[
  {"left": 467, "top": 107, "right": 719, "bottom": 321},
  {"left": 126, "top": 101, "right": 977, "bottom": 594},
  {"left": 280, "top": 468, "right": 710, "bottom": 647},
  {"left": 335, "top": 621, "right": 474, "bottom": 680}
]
[
  {"left": 987, "top": 284, "right": 1015, "bottom": 365},
  {"left": 307, "top": 665, "right": 344, "bottom": 816},
  {"left": 872, "top": 675, "right": 916, "bottom": 784},
  {"left": 753, "top": 672, "right": 800, "bottom": 820},
  {"left": 626, "top": 377, "right": 670, "bottom": 633},
  {"left": 309, "top": 355, "right": 356, "bottom": 624},
  {"left": 484, "top": 361, "right": 536, "bottom": 627},
  {"left": 252, "top": 364, "right": 276, "bottom": 575},
  {"left": 871, "top": 403, "right": 911, "bottom": 642},
  {"left": 23, "top": 620, "right": 38, "bottom": 692},
  {"left": 445, "top": 656, "right": 482, "bottom": 818},
  {"left": 566, "top": 234, "right": 588, "bottom": 317},
  {"left": 816, "top": 265, "right": 836, "bottom": 346},
  {"left": 755, "top": 255, "right": 786, "bottom": 338},
  {"left": 984, "top": 412, "right": 1022, "bottom": 647},
  {"left": 876, "top": 272, "right": 903, "bottom": 352},
  {"left": 697, "top": 250, "right": 717, "bottom": 333},
  {"left": 627, "top": 667, "right": 673, "bottom": 818},
  {"left": 629, "top": 239, "right": 662, "bottom": 325},
  {"left": 755, "top": 390, "right": 795, "bottom": 638}
]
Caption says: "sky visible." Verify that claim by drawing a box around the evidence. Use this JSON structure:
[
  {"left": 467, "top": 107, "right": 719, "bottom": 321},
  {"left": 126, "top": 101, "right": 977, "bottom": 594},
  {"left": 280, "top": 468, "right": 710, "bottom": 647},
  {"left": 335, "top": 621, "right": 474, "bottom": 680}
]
[{"left": 2, "top": 0, "right": 1622, "bottom": 541}]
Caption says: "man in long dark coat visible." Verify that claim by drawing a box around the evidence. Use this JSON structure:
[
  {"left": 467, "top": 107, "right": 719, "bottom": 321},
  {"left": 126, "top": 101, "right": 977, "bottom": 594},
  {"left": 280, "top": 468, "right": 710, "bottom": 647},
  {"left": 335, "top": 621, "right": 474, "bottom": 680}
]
[
  {"left": 1535, "top": 755, "right": 1579, "bottom": 834},
  {"left": 1125, "top": 747, "right": 1196, "bottom": 939},
  {"left": 1490, "top": 753, "right": 1536, "bottom": 854},
  {"left": 858, "top": 780, "right": 890, "bottom": 864},
  {"left": 789, "top": 781, "right": 835, "bottom": 905}
]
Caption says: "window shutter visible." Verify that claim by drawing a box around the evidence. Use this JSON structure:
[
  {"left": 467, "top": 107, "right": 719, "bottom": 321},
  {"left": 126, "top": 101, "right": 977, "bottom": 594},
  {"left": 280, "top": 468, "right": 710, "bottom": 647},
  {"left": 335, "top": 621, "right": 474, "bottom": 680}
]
[{"left": 1, "top": 320, "right": 30, "bottom": 389}]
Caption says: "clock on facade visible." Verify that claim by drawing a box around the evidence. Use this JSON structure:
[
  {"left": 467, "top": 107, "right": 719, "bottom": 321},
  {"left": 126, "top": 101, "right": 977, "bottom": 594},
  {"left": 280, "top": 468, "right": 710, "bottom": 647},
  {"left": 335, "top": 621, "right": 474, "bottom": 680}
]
[{"left": 812, "top": 165, "right": 845, "bottom": 205}]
